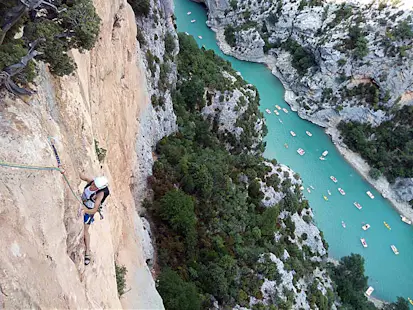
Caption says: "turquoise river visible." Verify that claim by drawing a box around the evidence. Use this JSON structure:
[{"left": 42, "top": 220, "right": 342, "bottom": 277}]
[{"left": 174, "top": 0, "right": 413, "bottom": 304}]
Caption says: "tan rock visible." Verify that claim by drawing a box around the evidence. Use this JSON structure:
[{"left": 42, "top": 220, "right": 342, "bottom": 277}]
[{"left": 0, "top": 0, "right": 163, "bottom": 308}]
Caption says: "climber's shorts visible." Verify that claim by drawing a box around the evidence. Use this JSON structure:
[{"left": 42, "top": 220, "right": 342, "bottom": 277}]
[{"left": 84, "top": 213, "right": 95, "bottom": 225}]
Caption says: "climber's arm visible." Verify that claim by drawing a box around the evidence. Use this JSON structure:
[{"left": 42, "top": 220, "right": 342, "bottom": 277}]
[
  {"left": 79, "top": 172, "right": 93, "bottom": 183},
  {"left": 83, "top": 192, "right": 104, "bottom": 214}
]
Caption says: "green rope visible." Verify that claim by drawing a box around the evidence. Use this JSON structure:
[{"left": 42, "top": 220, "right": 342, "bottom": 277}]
[{"left": 0, "top": 160, "right": 82, "bottom": 204}]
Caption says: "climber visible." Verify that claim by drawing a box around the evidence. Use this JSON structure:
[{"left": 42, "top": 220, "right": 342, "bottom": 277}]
[{"left": 80, "top": 173, "right": 110, "bottom": 265}]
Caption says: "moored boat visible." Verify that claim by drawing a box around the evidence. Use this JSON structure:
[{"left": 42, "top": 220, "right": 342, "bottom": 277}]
[
  {"left": 330, "top": 176, "right": 337, "bottom": 183},
  {"left": 306, "top": 131, "right": 313, "bottom": 137},
  {"left": 284, "top": 143, "right": 288, "bottom": 149},
  {"left": 198, "top": 35, "right": 203, "bottom": 39},
  {"left": 365, "top": 286, "right": 374, "bottom": 297},
  {"left": 191, "top": 19, "right": 196, "bottom": 23},
  {"left": 319, "top": 156, "right": 326, "bottom": 161},
  {"left": 265, "top": 108, "right": 271, "bottom": 114},
  {"left": 338, "top": 187, "right": 346, "bottom": 195},
  {"left": 400, "top": 215, "right": 412, "bottom": 225},
  {"left": 282, "top": 108, "right": 289, "bottom": 113},
  {"left": 354, "top": 202, "right": 362, "bottom": 210},
  {"left": 342, "top": 221, "right": 346, "bottom": 228},
  {"left": 408, "top": 297, "right": 413, "bottom": 306},
  {"left": 185, "top": 32, "right": 189, "bottom": 35},
  {"left": 384, "top": 221, "right": 391, "bottom": 230},
  {"left": 327, "top": 190, "right": 331, "bottom": 196},
  {"left": 362, "top": 224, "right": 370, "bottom": 230},
  {"left": 323, "top": 195, "right": 328, "bottom": 201},
  {"left": 310, "top": 185, "right": 315, "bottom": 190},
  {"left": 275, "top": 104, "right": 281, "bottom": 110},
  {"left": 274, "top": 110, "right": 280, "bottom": 115},
  {"left": 366, "top": 191, "right": 374, "bottom": 199},
  {"left": 290, "top": 131, "right": 296, "bottom": 137},
  {"left": 297, "top": 148, "right": 305, "bottom": 156},
  {"left": 279, "top": 119, "right": 283, "bottom": 124},
  {"left": 391, "top": 245, "right": 399, "bottom": 255},
  {"left": 360, "top": 238, "right": 368, "bottom": 248},
  {"left": 307, "top": 188, "right": 311, "bottom": 193},
  {"left": 187, "top": 11, "right": 192, "bottom": 15},
  {"left": 322, "top": 150, "right": 328, "bottom": 157}
]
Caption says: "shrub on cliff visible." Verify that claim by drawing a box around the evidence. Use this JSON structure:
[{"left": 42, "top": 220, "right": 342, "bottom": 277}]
[
  {"left": 0, "top": 0, "right": 100, "bottom": 91},
  {"left": 157, "top": 268, "right": 201, "bottom": 310},
  {"left": 127, "top": 0, "right": 150, "bottom": 17},
  {"left": 281, "top": 39, "right": 316, "bottom": 75},
  {"left": 224, "top": 25, "right": 236, "bottom": 47}
]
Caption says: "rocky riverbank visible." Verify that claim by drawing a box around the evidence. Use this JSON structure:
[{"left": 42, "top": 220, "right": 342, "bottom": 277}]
[{"left": 202, "top": 1, "right": 413, "bottom": 222}]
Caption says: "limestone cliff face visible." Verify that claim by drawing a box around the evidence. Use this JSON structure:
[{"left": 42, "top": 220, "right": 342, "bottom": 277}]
[{"left": 0, "top": 0, "right": 164, "bottom": 308}]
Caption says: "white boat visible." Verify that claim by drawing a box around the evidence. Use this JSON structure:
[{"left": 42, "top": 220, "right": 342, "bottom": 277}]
[
  {"left": 360, "top": 238, "right": 368, "bottom": 248},
  {"left": 282, "top": 108, "right": 288, "bottom": 114},
  {"left": 306, "top": 131, "right": 313, "bottom": 137},
  {"left": 297, "top": 148, "right": 305, "bottom": 156},
  {"left": 401, "top": 215, "right": 412, "bottom": 225},
  {"left": 365, "top": 286, "right": 374, "bottom": 297},
  {"left": 391, "top": 245, "right": 399, "bottom": 255},
  {"left": 274, "top": 110, "right": 279, "bottom": 115},
  {"left": 354, "top": 202, "right": 362, "bottom": 210},
  {"left": 290, "top": 131, "right": 296, "bottom": 137},
  {"left": 184, "top": 32, "right": 189, "bottom": 35},
  {"left": 198, "top": 35, "right": 203, "bottom": 39},
  {"left": 265, "top": 108, "right": 271, "bottom": 114},
  {"left": 307, "top": 188, "right": 311, "bottom": 193},
  {"left": 275, "top": 105, "right": 281, "bottom": 110},
  {"left": 322, "top": 150, "right": 328, "bottom": 157},
  {"left": 191, "top": 19, "right": 196, "bottom": 23},
  {"left": 342, "top": 221, "right": 346, "bottom": 228},
  {"left": 338, "top": 187, "right": 346, "bottom": 195},
  {"left": 366, "top": 191, "right": 375, "bottom": 199},
  {"left": 327, "top": 190, "right": 331, "bottom": 196},
  {"left": 310, "top": 185, "right": 315, "bottom": 190},
  {"left": 330, "top": 176, "right": 337, "bottom": 183},
  {"left": 319, "top": 156, "right": 326, "bottom": 161},
  {"left": 187, "top": 11, "right": 192, "bottom": 15},
  {"left": 362, "top": 224, "right": 370, "bottom": 230},
  {"left": 279, "top": 119, "right": 283, "bottom": 124}
]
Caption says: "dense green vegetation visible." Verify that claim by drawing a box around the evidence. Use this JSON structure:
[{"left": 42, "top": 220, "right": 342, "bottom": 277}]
[
  {"left": 127, "top": 0, "right": 150, "bottom": 17},
  {"left": 331, "top": 254, "right": 376, "bottom": 309},
  {"left": 281, "top": 39, "right": 316, "bottom": 75},
  {"left": 150, "top": 33, "right": 326, "bottom": 308},
  {"left": 338, "top": 105, "right": 413, "bottom": 182},
  {"left": 0, "top": 0, "right": 100, "bottom": 87},
  {"left": 147, "top": 33, "right": 401, "bottom": 309}
]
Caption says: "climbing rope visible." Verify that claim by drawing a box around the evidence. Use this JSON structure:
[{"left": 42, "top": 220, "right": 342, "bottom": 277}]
[{"left": 0, "top": 160, "right": 82, "bottom": 204}]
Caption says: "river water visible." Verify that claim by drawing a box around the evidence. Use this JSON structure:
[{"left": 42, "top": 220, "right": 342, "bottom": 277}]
[{"left": 174, "top": 0, "right": 413, "bottom": 303}]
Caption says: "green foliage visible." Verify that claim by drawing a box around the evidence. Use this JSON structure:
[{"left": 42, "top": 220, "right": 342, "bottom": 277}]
[
  {"left": 0, "top": 0, "right": 100, "bottom": 82},
  {"left": 338, "top": 106, "right": 413, "bottom": 182},
  {"left": 346, "top": 26, "right": 369, "bottom": 59},
  {"left": 224, "top": 25, "right": 236, "bottom": 47},
  {"left": 165, "top": 32, "right": 176, "bottom": 55},
  {"left": 392, "top": 20, "right": 413, "bottom": 40},
  {"left": 128, "top": 0, "right": 150, "bottom": 17},
  {"left": 331, "top": 254, "right": 376, "bottom": 309},
  {"left": 115, "top": 264, "right": 127, "bottom": 297},
  {"left": 157, "top": 268, "right": 201, "bottom": 310},
  {"left": 159, "top": 189, "right": 196, "bottom": 235},
  {"left": 0, "top": 39, "right": 35, "bottom": 83},
  {"left": 369, "top": 168, "right": 381, "bottom": 180},
  {"left": 281, "top": 39, "right": 316, "bottom": 75},
  {"left": 94, "top": 139, "right": 107, "bottom": 163},
  {"left": 384, "top": 297, "right": 410, "bottom": 310}
]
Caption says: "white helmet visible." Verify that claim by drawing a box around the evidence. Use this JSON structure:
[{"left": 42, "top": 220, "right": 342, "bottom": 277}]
[{"left": 94, "top": 176, "right": 108, "bottom": 189}]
